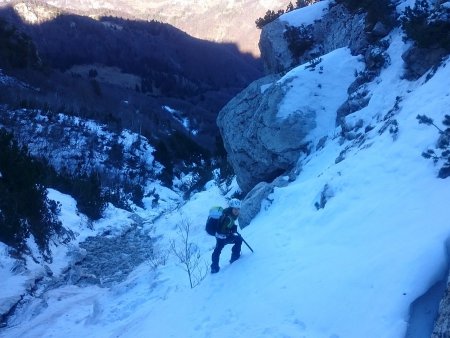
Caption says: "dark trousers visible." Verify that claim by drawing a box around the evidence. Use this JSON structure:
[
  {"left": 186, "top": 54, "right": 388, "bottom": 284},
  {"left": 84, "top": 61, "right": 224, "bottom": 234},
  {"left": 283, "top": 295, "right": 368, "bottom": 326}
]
[{"left": 211, "top": 235, "right": 242, "bottom": 268}]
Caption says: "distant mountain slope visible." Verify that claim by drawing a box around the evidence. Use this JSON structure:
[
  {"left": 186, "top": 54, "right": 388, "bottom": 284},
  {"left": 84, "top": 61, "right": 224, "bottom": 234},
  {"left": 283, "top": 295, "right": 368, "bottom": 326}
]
[
  {"left": 1, "top": 0, "right": 288, "bottom": 56},
  {"left": 0, "top": 5, "right": 262, "bottom": 94},
  {"left": 0, "top": 2, "right": 263, "bottom": 152}
]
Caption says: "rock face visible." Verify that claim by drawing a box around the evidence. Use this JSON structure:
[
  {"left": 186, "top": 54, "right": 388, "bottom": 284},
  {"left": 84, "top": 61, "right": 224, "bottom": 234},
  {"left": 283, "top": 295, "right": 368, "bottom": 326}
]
[
  {"left": 221, "top": 1, "right": 371, "bottom": 209},
  {"left": 259, "top": 3, "right": 368, "bottom": 74},
  {"left": 218, "top": 48, "right": 363, "bottom": 193},
  {"left": 217, "top": 74, "right": 312, "bottom": 193},
  {"left": 312, "top": 4, "right": 368, "bottom": 60},
  {"left": 259, "top": 19, "right": 295, "bottom": 74},
  {"left": 402, "top": 46, "right": 449, "bottom": 80}
]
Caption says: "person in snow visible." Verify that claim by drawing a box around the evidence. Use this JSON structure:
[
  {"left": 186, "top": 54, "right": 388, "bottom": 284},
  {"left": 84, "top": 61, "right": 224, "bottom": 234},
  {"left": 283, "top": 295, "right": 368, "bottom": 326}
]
[{"left": 210, "top": 198, "right": 243, "bottom": 274}]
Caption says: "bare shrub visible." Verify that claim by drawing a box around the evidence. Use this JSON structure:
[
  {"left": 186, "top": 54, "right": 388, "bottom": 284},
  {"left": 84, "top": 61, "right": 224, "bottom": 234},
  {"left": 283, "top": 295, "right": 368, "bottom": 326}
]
[{"left": 169, "top": 216, "right": 208, "bottom": 288}]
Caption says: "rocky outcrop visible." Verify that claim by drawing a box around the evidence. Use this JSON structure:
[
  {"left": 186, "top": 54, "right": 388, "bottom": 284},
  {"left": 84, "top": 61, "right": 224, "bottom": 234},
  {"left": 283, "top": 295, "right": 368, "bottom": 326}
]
[
  {"left": 259, "top": 3, "right": 368, "bottom": 74},
  {"left": 312, "top": 4, "right": 369, "bottom": 60},
  {"left": 217, "top": 74, "right": 311, "bottom": 193},
  {"left": 259, "top": 19, "right": 295, "bottom": 74},
  {"left": 402, "top": 46, "right": 449, "bottom": 80},
  {"left": 401, "top": 1, "right": 450, "bottom": 80},
  {"left": 218, "top": 47, "right": 363, "bottom": 193}
]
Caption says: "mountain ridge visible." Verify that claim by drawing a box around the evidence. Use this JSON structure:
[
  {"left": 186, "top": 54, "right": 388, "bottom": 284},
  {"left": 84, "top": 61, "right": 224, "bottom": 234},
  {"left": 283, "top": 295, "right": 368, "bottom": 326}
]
[{"left": 0, "top": 0, "right": 288, "bottom": 56}]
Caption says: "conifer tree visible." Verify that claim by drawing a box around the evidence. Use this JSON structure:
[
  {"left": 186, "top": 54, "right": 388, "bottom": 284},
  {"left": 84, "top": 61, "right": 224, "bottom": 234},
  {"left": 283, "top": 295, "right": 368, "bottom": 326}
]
[{"left": 0, "top": 129, "right": 69, "bottom": 260}]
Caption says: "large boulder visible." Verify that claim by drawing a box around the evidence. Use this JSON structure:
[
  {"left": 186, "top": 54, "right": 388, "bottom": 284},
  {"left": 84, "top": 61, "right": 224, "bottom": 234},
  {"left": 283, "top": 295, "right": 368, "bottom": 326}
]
[
  {"left": 217, "top": 48, "right": 364, "bottom": 193},
  {"left": 217, "top": 74, "right": 309, "bottom": 193}
]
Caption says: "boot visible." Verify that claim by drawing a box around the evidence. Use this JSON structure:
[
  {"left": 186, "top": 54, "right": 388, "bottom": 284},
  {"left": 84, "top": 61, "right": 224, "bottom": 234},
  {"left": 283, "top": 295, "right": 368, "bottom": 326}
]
[{"left": 229, "top": 254, "right": 240, "bottom": 264}]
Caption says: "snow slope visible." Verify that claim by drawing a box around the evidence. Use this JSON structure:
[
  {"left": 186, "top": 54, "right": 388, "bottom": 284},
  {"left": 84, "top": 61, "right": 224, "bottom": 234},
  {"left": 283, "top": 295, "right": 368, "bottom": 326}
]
[{"left": 2, "top": 16, "right": 450, "bottom": 338}]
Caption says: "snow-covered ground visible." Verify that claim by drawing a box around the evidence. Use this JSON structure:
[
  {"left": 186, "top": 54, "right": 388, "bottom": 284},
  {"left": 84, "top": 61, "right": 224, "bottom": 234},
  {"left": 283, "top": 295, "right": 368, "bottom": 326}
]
[{"left": 2, "top": 2, "right": 450, "bottom": 338}]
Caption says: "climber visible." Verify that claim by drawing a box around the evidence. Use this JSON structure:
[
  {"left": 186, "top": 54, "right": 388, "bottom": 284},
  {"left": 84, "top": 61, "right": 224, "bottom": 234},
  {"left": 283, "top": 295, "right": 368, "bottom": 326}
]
[{"left": 210, "top": 198, "right": 242, "bottom": 274}]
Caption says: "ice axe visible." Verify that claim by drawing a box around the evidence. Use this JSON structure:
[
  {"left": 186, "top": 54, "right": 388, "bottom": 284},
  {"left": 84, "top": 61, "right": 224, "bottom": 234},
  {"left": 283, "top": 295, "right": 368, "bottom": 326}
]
[{"left": 237, "top": 233, "right": 254, "bottom": 253}]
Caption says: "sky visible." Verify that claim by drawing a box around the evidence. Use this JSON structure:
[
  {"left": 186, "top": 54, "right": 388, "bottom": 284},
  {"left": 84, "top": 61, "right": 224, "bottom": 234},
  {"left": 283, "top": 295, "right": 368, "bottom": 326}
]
[{"left": 2, "top": 2, "right": 450, "bottom": 338}]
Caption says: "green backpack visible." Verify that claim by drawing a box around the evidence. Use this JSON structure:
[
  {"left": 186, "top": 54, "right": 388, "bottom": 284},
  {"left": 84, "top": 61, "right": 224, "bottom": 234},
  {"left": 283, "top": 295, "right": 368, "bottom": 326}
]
[{"left": 205, "top": 206, "right": 223, "bottom": 236}]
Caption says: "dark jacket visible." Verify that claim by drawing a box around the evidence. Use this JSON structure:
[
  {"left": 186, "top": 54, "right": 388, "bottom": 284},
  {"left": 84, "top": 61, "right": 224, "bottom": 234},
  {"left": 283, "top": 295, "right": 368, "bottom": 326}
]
[{"left": 216, "top": 207, "right": 238, "bottom": 235}]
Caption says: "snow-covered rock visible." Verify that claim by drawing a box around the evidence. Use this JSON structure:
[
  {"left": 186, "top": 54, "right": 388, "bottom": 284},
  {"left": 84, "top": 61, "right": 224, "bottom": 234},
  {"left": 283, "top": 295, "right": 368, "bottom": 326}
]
[{"left": 218, "top": 48, "right": 364, "bottom": 193}]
